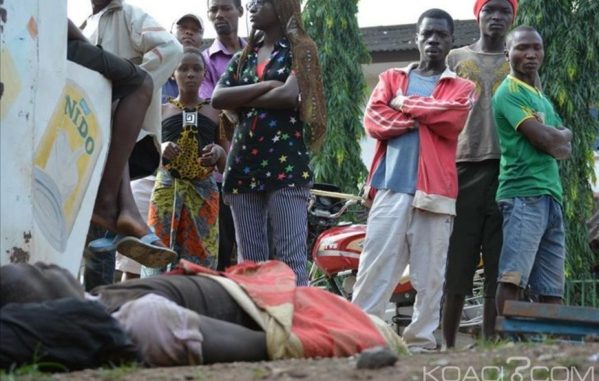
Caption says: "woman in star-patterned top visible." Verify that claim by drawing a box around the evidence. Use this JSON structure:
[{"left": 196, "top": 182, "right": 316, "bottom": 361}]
[{"left": 212, "top": 0, "right": 326, "bottom": 286}]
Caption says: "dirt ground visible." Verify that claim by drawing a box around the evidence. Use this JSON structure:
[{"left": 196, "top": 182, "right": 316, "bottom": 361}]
[{"left": 6, "top": 341, "right": 598, "bottom": 381}]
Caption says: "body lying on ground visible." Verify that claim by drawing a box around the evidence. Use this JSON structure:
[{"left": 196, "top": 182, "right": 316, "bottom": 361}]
[{"left": 0, "top": 261, "right": 405, "bottom": 370}]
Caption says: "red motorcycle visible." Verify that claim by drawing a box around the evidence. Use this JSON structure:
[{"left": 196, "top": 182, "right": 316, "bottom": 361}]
[{"left": 307, "top": 184, "right": 483, "bottom": 331}]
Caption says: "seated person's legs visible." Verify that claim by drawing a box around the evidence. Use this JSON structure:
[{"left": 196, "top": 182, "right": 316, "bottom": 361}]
[{"left": 66, "top": 39, "right": 155, "bottom": 237}]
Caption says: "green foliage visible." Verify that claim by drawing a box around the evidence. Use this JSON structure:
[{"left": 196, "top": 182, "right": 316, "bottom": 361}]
[
  {"left": 517, "top": 0, "right": 599, "bottom": 277},
  {"left": 303, "top": 0, "right": 370, "bottom": 193}
]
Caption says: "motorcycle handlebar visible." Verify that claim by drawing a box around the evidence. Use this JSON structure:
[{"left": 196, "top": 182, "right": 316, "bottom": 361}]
[{"left": 308, "top": 189, "right": 363, "bottom": 219}]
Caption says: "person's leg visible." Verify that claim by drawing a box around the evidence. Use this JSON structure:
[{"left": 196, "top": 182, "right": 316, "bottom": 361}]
[
  {"left": 528, "top": 197, "right": 566, "bottom": 305},
  {"left": 217, "top": 184, "right": 236, "bottom": 270},
  {"left": 266, "top": 187, "right": 310, "bottom": 286},
  {"left": 403, "top": 209, "right": 453, "bottom": 350},
  {"left": 200, "top": 315, "right": 268, "bottom": 364},
  {"left": 114, "top": 167, "right": 154, "bottom": 238},
  {"left": 480, "top": 204, "right": 502, "bottom": 340},
  {"left": 443, "top": 162, "right": 486, "bottom": 348},
  {"left": 495, "top": 197, "right": 548, "bottom": 315},
  {"left": 66, "top": 39, "right": 154, "bottom": 232},
  {"left": 92, "top": 74, "right": 154, "bottom": 231},
  {"left": 224, "top": 192, "right": 269, "bottom": 264},
  {"left": 479, "top": 160, "right": 502, "bottom": 340},
  {"left": 442, "top": 294, "right": 465, "bottom": 348},
  {"left": 496, "top": 282, "right": 520, "bottom": 315},
  {"left": 352, "top": 190, "right": 412, "bottom": 318}
]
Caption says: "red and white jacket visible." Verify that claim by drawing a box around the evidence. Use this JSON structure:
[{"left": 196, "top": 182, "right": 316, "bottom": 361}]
[{"left": 364, "top": 64, "right": 476, "bottom": 215}]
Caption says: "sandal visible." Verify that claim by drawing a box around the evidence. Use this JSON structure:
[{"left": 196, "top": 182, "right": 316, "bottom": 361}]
[{"left": 116, "top": 233, "right": 177, "bottom": 268}]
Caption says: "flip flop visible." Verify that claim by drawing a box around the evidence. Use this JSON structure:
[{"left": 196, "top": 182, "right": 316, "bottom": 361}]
[
  {"left": 87, "top": 232, "right": 123, "bottom": 253},
  {"left": 116, "top": 233, "right": 177, "bottom": 268}
]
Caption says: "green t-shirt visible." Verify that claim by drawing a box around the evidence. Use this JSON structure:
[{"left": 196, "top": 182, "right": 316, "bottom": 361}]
[{"left": 492, "top": 75, "right": 564, "bottom": 203}]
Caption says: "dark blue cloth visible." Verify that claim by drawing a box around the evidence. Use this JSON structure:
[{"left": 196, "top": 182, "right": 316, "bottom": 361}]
[
  {"left": 83, "top": 225, "right": 115, "bottom": 291},
  {"left": 161, "top": 77, "right": 179, "bottom": 103}
]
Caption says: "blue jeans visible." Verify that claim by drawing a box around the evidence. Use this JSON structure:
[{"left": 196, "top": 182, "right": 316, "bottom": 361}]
[{"left": 497, "top": 196, "right": 565, "bottom": 296}]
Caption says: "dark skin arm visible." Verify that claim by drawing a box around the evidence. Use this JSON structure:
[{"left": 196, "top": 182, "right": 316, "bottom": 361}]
[
  {"left": 198, "top": 104, "right": 227, "bottom": 173},
  {"left": 518, "top": 117, "right": 572, "bottom": 160},
  {"left": 245, "top": 74, "right": 299, "bottom": 109},
  {"left": 67, "top": 19, "right": 88, "bottom": 42},
  {"left": 211, "top": 80, "right": 283, "bottom": 110},
  {"left": 212, "top": 74, "right": 299, "bottom": 110}
]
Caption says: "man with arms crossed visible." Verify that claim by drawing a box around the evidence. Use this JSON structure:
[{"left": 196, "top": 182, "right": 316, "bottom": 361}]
[
  {"left": 493, "top": 26, "right": 572, "bottom": 316},
  {"left": 352, "top": 9, "right": 476, "bottom": 352}
]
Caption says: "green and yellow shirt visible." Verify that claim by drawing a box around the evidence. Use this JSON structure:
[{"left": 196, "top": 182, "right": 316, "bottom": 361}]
[{"left": 493, "top": 75, "right": 564, "bottom": 203}]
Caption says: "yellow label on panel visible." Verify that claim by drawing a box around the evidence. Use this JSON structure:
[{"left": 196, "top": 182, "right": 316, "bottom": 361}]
[
  {"left": 33, "top": 80, "right": 104, "bottom": 251},
  {"left": 0, "top": 47, "right": 22, "bottom": 121}
]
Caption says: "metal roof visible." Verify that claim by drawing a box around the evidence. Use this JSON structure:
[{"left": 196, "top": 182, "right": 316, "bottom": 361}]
[
  {"left": 361, "top": 19, "right": 479, "bottom": 53},
  {"left": 201, "top": 19, "right": 479, "bottom": 54}
]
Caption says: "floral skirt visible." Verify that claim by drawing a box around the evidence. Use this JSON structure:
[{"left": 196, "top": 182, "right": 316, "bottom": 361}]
[{"left": 148, "top": 169, "right": 219, "bottom": 269}]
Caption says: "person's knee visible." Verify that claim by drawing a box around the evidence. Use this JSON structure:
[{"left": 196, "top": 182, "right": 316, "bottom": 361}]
[{"left": 138, "top": 72, "right": 153, "bottom": 100}]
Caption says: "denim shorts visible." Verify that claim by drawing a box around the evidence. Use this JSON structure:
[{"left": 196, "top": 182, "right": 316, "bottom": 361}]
[{"left": 497, "top": 195, "right": 565, "bottom": 296}]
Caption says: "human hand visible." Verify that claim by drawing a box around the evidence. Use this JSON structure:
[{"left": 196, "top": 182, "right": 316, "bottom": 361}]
[
  {"left": 560, "top": 126, "right": 573, "bottom": 142},
  {"left": 223, "top": 109, "right": 239, "bottom": 124},
  {"left": 283, "top": 72, "right": 299, "bottom": 93},
  {"left": 198, "top": 143, "right": 224, "bottom": 167},
  {"left": 272, "top": 73, "right": 299, "bottom": 107},
  {"left": 552, "top": 127, "right": 573, "bottom": 160},
  {"left": 390, "top": 89, "right": 406, "bottom": 110},
  {"left": 264, "top": 80, "right": 285, "bottom": 90},
  {"left": 161, "top": 142, "right": 179, "bottom": 160}
]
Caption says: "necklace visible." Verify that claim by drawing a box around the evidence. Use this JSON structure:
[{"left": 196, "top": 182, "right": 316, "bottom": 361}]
[
  {"left": 164, "top": 97, "right": 213, "bottom": 180},
  {"left": 168, "top": 97, "right": 209, "bottom": 128},
  {"left": 168, "top": 97, "right": 207, "bottom": 112}
]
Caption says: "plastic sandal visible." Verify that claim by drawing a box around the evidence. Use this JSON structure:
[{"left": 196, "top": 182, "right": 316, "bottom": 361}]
[
  {"left": 87, "top": 232, "right": 123, "bottom": 253},
  {"left": 116, "top": 233, "right": 177, "bottom": 268}
]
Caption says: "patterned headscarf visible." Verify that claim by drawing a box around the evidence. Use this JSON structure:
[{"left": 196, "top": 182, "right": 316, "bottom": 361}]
[
  {"left": 238, "top": 0, "right": 327, "bottom": 151},
  {"left": 473, "top": 0, "right": 518, "bottom": 22}
]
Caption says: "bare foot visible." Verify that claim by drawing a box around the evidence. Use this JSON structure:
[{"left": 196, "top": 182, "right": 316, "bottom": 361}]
[
  {"left": 91, "top": 198, "right": 118, "bottom": 232},
  {"left": 116, "top": 207, "right": 151, "bottom": 238}
]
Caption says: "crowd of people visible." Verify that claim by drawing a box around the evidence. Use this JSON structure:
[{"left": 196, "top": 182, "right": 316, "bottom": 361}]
[{"left": 0, "top": 0, "right": 577, "bottom": 370}]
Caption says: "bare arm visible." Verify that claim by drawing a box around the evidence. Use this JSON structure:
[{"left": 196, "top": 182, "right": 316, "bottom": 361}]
[
  {"left": 518, "top": 118, "right": 572, "bottom": 160},
  {"left": 245, "top": 74, "right": 299, "bottom": 109},
  {"left": 198, "top": 144, "right": 226, "bottom": 173},
  {"left": 67, "top": 19, "right": 88, "bottom": 42},
  {"left": 211, "top": 80, "right": 283, "bottom": 110}
]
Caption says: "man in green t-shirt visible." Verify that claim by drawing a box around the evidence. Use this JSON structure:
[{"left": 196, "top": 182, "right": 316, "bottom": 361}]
[{"left": 492, "top": 26, "right": 572, "bottom": 316}]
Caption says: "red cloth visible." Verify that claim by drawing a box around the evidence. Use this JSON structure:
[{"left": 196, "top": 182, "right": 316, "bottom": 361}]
[
  {"left": 473, "top": 0, "right": 518, "bottom": 21},
  {"left": 256, "top": 60, "right": 268, "bottom": 79},
  {"left": 172, "top": 260, "right": 389, "bottom": 358}
]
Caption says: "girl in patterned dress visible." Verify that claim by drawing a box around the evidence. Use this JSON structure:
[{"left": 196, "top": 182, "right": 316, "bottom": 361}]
[{"left": 148, "top": 47, "right": 226, "bottom": 270}]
